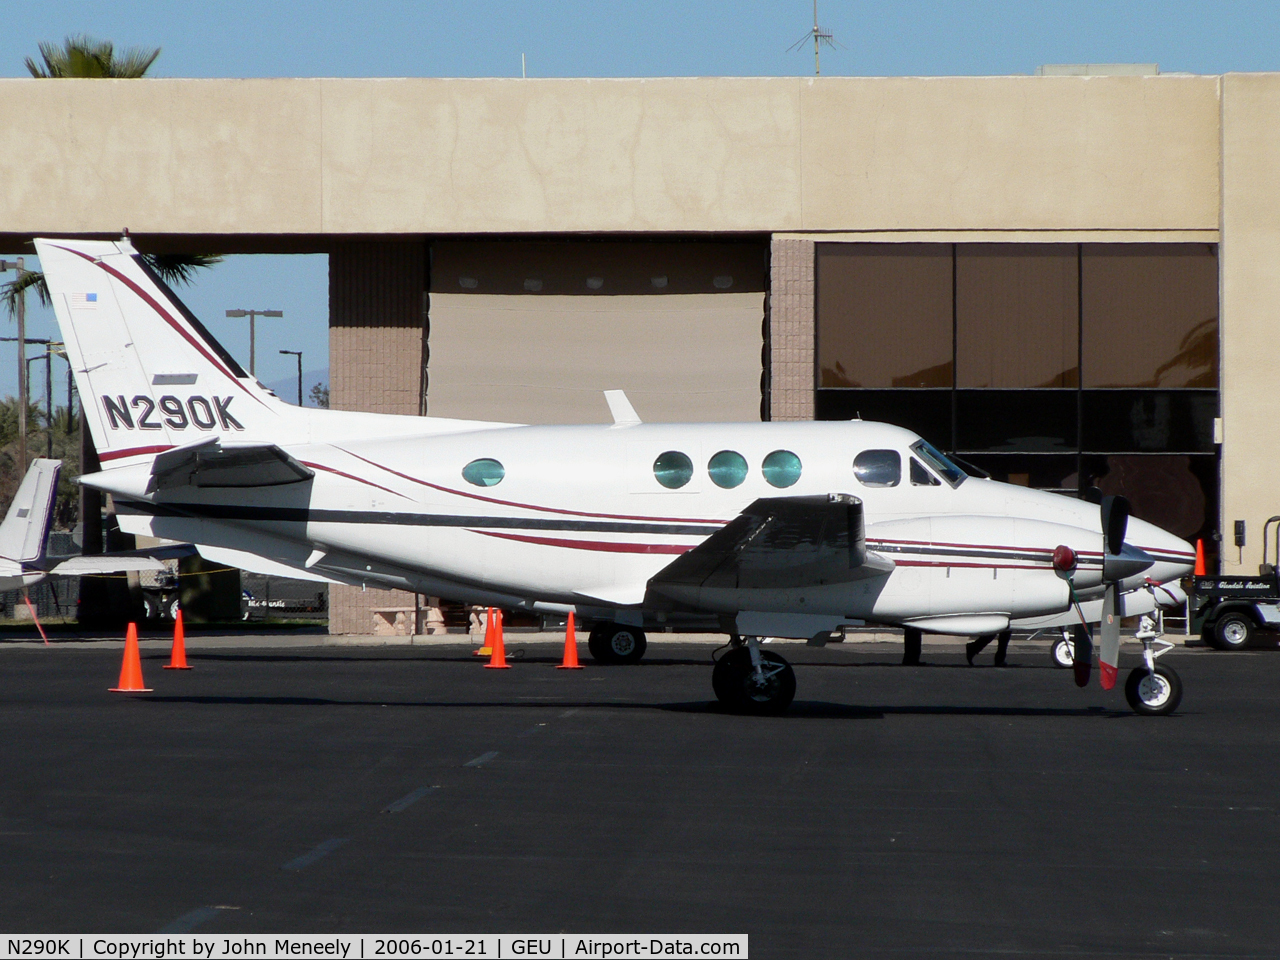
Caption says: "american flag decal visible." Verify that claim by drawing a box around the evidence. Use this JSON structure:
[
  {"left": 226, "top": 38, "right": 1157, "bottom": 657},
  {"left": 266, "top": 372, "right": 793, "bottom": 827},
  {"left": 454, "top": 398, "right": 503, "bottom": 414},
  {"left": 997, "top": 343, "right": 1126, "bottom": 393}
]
[{"left": 71, "top": 292, "right": 98, "bottom": 309}]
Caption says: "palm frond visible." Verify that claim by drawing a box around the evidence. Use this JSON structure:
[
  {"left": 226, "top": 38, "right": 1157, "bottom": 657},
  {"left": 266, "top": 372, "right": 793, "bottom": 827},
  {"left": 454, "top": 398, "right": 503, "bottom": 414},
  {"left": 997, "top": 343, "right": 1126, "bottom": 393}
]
[
  {"left": 25, "top": 35, "right": 159, "bottom": 79},
  {"left": 1, "top": 270, "right": 51, "bottom": 318},
  {"left": 142, "top": 253, "right": 223, "bottom": 286}
]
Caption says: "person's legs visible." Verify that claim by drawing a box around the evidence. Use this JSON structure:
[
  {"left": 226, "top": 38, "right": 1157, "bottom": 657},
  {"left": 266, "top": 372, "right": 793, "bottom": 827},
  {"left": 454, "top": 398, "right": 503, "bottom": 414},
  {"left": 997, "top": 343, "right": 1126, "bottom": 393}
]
[
  {"left": 966, "top": 634, "right": 994, "bottom": 665},
  {"left": 993, "top": 629, "right": 1012, "bottom": 666},
  {"left": 903, "top": 626, "right": 923, "bottom": 665}
]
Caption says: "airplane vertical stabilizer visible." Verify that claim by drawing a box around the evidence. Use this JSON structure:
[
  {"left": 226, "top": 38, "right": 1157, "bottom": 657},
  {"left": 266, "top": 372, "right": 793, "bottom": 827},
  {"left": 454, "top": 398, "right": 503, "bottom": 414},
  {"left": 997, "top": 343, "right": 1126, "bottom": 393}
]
[
  {"left": 0, "top": 459, "right": 61, "bottom": 563},
  {"left": 34, "top": 238, "right": 302, "bottom": 464}
]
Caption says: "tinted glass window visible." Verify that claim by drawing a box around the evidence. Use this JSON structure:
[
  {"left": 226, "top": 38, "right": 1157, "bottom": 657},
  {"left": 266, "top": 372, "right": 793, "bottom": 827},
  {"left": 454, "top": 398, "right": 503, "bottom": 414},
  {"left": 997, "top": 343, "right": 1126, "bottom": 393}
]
[
  {"left": 653, "top": 451, "right": 694, "bottom": 489},
  {"left": 462, "top": 458, "right": 505, "bottom": 487},
  {"left": 762, "top": 450, "right": 802, "bottom": 488},
  {"left": 708, "top": 450, "right": 748, "bottom": 489},
  {"left": 854, "top": 450, "right": 901, "bottom": 487},
  {"left": 910, "top": 458, "right": 940, "bottom": 486},
  {"left": 956, "top": 244, "right": 1079, "bottom": 388},
  {"left": 1082, "top": 244, "right": 1218, "bottom": 387},
  {"left": 911, "top": 440, "right": 967, "bottom": 487},
  {"left": 817, "top": 244, "right": 953, "bottom": 388}
]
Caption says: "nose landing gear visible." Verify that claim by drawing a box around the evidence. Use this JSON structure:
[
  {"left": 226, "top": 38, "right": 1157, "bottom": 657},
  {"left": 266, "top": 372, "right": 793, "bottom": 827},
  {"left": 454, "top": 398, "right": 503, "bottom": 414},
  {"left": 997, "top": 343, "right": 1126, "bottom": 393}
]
[{"left": 1123, "top": 612, "right": 1182, "bottom": 716}]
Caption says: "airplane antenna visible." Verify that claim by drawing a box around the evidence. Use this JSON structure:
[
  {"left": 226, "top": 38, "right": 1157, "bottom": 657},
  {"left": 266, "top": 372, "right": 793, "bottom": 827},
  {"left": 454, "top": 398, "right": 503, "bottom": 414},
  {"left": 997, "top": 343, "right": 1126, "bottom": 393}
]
[{"left": 787, "top": 0, "right": 843, "bottom": 75}]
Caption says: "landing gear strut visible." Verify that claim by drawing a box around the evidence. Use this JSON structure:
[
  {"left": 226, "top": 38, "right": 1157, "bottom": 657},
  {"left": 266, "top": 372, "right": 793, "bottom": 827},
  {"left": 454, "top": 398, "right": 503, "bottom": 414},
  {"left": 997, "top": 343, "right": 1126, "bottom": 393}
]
[
  {"left": 1123, "top": 611, "right": 1182, "bottom": 716},
  {"left": 712, "top": 635, "right": 795, "bottom": 714}
]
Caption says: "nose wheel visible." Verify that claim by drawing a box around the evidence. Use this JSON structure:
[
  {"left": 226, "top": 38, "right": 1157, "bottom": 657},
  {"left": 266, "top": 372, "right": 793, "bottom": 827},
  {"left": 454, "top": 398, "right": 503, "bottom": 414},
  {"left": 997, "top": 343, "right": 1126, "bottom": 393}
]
[{"left": 713, "top": 636, "right": 795, "bottom": 714}]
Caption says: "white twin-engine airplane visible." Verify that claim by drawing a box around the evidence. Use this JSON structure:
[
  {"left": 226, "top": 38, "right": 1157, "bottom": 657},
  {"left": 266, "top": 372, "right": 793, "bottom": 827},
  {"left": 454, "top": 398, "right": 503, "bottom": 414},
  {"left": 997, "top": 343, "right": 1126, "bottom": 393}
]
[{"left": 37, "top": 237, "right": 1195, "bottom": 715}]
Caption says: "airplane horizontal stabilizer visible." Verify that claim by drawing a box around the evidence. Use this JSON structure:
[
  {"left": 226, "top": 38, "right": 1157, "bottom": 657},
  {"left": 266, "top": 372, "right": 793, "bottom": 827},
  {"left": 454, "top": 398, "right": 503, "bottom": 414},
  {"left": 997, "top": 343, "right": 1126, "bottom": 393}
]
[
  {"left": 649, "top": 493, "right": 894, "bottom": 594},
  {"left": 43, "top": 542, "right": 198, "bottom": 576},
  {"left": 147, "top": 438, "right": 315, "bottom": 492}
]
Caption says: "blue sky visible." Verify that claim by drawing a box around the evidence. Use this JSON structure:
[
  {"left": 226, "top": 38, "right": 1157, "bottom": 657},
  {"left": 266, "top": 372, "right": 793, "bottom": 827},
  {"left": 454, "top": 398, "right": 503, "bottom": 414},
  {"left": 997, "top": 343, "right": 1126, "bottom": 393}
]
[{"left": 1, "top": 0, "right": 1277, "bottom": 405}]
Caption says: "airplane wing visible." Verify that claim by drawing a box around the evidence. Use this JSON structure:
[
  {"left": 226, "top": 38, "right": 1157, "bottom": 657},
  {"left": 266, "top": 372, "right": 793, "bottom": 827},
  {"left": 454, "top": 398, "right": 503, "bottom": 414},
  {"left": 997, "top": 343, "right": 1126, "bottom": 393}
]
[
  {"left": 648, "top": 493, "right": 894, "bottom": 594},
  {"left": 0, "top": 459, "right": 61, "bottom": 564},
  {"left": 147, "top": 438, "right": 314, "bottom": 493}
]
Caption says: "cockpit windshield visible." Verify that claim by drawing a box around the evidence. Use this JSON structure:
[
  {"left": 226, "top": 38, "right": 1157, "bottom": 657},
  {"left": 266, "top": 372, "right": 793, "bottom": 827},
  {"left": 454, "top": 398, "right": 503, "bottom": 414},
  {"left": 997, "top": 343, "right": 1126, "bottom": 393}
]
[{"left": 910, "top": 439, "right": 967, "bottom": 488}]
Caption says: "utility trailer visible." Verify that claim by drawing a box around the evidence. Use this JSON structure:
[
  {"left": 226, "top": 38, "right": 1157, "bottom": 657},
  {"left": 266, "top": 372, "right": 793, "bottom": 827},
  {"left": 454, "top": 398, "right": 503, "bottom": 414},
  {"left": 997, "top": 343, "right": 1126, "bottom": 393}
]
[{"left": 1194, "top": 515, "right": 1280, "bottom": 650}]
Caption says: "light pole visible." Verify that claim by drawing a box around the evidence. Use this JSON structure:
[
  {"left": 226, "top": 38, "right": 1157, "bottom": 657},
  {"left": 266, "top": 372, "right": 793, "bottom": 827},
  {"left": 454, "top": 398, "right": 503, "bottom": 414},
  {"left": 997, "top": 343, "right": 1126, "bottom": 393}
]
[
  {"left": 225, "top": 308, "right": 282, "bottom": 377},
  {"left": 0, "top": 258, "right": 28, "bottom": 470},
  {"left": 279, "top": 349, "right": 303, "bottom": 406},
  {"left": 3, "top": 337, "right": 64, "bottom": 461}
]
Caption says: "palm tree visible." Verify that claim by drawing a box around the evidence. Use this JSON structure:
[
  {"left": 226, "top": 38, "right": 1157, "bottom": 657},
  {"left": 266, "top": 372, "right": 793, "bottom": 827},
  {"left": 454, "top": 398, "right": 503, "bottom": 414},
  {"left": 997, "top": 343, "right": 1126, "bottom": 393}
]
[{"left": 25, "top": 35, "right": 160, "bottom": 78}]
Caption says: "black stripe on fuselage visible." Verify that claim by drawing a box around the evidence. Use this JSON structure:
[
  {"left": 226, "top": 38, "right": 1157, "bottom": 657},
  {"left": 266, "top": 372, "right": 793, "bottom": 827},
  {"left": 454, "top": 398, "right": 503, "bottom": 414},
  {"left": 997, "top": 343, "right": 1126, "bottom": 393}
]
[{"left": 114, "top": 500, "right": 721, "bottom": 536}]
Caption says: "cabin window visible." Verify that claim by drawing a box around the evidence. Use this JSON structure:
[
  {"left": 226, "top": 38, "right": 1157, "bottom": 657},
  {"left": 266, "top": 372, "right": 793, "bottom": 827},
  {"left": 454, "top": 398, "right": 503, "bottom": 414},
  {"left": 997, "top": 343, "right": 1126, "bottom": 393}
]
[
  {"left": 762, "top": 450, "right": 802, "bottom": 488},
  {"left": 854, "top": 449, "right": 901, "bottom": 487},
  {"left": 462, "top": 458, "right": 506, "bottom": 487},
  {"left": 653, "top": 451, "right": 694, "bottom": 489},
  {"left": 910, "top": 457, "right": 940, "bottom": 486},
  {"left": 708, "top": 450, "right": 748, "bottom": 489}
]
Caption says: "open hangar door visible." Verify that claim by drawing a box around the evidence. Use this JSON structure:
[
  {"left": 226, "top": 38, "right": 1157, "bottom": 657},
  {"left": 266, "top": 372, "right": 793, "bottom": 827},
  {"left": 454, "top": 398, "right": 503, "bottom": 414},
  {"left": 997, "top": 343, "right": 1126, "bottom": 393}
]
[{"left": 425, "top": 239, "right": 767, "bottom": 425}]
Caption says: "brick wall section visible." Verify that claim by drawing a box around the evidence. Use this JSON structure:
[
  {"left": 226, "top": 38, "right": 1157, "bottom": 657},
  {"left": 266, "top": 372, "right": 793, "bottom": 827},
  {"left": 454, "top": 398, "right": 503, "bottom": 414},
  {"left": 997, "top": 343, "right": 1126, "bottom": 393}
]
[
  {"left": 768, "top": 238, "right": 816, "bottom": 421},
  {"left": 328, "top": 241, "right": 427, "bottom": 635}
]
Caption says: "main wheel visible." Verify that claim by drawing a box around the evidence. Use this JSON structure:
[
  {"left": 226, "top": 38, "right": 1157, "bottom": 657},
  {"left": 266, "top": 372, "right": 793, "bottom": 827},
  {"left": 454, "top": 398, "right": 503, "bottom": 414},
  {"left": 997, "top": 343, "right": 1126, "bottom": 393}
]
[
  {"left": 1210, "top": 613, "right": 1254, "bottom": 651},
  {"left": 712, "top": 647, "right": 795, "bottom": 715},
  {"left": 1124, "top": 664, "right": 1183, "bottom": 716},
  {"left": 587, "top": 623, "right": 648, "bottom": 664},
  {"left": 1050, "top": 636, "right": 1075, "bottom": 668}
]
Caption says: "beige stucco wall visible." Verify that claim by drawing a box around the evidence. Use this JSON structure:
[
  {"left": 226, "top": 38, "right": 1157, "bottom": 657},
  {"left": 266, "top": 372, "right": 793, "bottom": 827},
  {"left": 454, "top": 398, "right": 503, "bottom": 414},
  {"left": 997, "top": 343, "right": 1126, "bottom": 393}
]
[
  {"left": 0, "top": 75, "right": 1220, "bottom": 237},
  {"left": 1219, "top": 73, "right": 1280, "bottom": 572}
]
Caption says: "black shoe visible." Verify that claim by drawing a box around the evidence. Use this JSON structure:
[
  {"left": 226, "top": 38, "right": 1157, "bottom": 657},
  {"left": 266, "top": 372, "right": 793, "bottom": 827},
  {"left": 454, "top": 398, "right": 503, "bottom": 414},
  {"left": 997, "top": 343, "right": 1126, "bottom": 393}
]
[
  {"left": 965, "top": 641, "right": 979, "bottom": 665},
  {"left": 994, "top": 656, "right": 1008, "bottom": 667}
]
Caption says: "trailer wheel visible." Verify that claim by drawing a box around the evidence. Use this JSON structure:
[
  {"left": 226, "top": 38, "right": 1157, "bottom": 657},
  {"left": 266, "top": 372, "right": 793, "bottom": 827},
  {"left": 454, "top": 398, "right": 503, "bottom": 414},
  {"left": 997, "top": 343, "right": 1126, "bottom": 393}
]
[{"left": 1211, "top": 612, "right": 1254, "bottom": 651}]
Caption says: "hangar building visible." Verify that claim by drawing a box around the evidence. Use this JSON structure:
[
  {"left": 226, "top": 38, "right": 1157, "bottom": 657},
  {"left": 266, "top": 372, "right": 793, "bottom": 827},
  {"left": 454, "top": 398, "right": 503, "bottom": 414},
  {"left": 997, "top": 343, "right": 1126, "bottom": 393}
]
[{"left": 1, "top": 70, "right": 1274, "bottom": 632}]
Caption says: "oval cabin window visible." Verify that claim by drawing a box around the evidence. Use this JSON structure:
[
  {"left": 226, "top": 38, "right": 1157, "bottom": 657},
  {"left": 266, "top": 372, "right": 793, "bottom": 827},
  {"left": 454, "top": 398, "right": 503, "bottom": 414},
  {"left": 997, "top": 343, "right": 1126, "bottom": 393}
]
[
  {"left": 707, "top": 450, "right": 748, "bottom": 489},
  {"left": 653, "top": 451, "right": 694, "bottom": 489},
  {"left": 462, "top": 458, "right": 505, "bottom": 487},
  {"left": 762, "top": 450, "right": 802, "bottom": 488}
]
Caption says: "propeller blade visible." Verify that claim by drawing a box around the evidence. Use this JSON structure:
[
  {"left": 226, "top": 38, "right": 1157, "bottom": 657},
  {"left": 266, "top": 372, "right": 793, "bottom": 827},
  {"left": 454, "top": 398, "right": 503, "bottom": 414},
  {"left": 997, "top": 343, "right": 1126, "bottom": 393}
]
[
  {"left": 1072, "top": 622, "right": 1093, "bottom": 688},
  {"left": 1101, "top": 495, "right": 1130, "bottom": 557},
  {"left": 1098, "top": 583, "right": 1122, "bottom": 691}
]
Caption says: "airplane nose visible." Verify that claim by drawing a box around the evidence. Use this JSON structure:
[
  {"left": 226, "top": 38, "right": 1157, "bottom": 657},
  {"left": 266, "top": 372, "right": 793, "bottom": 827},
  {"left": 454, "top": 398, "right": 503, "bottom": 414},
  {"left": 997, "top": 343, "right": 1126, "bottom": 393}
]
[{"left": 1126, "top": 516, "right": 1196, "bottom": 578}]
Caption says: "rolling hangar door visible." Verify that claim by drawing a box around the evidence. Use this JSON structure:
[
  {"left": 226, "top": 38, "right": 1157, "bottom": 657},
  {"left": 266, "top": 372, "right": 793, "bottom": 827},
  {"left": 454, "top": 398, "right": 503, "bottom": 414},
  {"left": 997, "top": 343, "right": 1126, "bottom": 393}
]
[
  {"left": 425, "top": 239, "right": 768, "bottom": 425},
  {"left": 815, "top": 242, "right": 1219, "bottom": 554}
]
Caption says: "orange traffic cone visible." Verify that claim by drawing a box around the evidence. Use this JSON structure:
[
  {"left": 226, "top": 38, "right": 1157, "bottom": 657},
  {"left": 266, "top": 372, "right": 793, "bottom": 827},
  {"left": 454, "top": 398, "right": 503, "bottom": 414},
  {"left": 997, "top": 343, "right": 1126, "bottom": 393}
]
[
  {"left": 485, "top": 609, "right": 511, "bottom": 669},
  {"left": 1194, "top": 538, "right": 1207, "bottom": 577},
  {"left": 164, "top": 609, "right": 191, "bottom": 670},
  {"left": 557, "top": 611, "right": 583, "bottom": 670},
  {"left": 110, "top": 623, "right": 153, "bottom": 692},
  {"left": 474, "top": 607, "right": 495, "bottom": 657}
]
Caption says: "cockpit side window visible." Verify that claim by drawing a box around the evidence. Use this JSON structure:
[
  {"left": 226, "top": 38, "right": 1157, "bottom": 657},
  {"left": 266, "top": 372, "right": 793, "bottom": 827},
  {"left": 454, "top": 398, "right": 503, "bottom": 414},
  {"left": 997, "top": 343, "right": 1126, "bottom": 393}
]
[
  {"left": 854, "top": 449, "right": 901, "bottom": 487},
  {"left": 910, "top": 457, "right": 941, "bottom": 486},
  {"left": 910, "top": 439, "right": 967, "bottom": 488}
]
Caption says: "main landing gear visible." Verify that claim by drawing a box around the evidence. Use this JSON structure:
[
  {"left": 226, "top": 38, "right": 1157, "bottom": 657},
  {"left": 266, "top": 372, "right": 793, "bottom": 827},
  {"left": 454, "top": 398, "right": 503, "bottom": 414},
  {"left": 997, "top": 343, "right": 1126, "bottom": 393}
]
[
  {"left": 587, "top": 622, "right": 648, "bottom": 664},
  {"left": 712, "top": 635, "right": 796, "bottom": 715}
]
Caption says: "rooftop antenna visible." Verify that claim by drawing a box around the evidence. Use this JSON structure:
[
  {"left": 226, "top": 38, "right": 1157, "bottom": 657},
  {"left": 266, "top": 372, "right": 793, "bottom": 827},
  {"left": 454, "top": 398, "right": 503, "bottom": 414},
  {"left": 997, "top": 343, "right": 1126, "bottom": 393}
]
[{"left": 788, "top": 0, "right": 842, "bottom": 75}]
